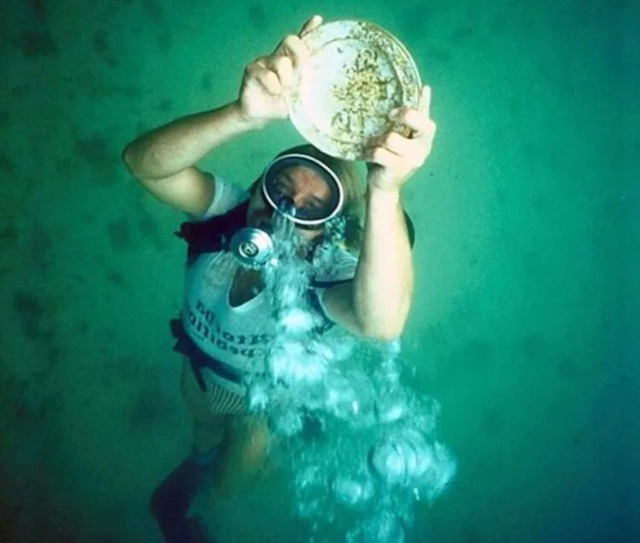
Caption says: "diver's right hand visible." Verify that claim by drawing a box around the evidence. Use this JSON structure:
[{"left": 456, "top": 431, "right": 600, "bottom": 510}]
[{"left": 236, "top": 15, "right": 322, "bottom": 124}]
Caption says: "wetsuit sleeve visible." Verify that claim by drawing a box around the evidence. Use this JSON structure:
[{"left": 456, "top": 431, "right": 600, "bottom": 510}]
[{"left": 190, "top": 173, "right": 249, "bottom": 221}]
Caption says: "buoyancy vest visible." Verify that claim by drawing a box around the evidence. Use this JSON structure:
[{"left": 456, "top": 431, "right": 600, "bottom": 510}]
[{"left": 172, "top": 200, "right": 414, "bottom": 390}]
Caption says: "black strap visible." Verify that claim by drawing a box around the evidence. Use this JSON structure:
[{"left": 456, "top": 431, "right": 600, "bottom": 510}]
[
  {"left": 175, "top": 200, "right": 250, "bottom": 264},
  {"left": 170, "top": 318, "right": 243, "bottom": 390},
  {"left": 175, "top": 200, "right": 415, "bottom": 258}
]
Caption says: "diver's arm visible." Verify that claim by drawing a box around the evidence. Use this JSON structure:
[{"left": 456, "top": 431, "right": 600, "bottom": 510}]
[
  {"left": 123, "top": 103, "right": 267, "bottom": 180},
  {"left": 122, "top": 15, "right": 322, "bottom": 217},
  {"left": 122, "top": 103, "right": 266, "bottom": 216},
  {"left": 322, "top": 85, "right": 436, "bottom": 340},
  {"left": 322, "top": 187, "right": 413, "bottom": 341}
]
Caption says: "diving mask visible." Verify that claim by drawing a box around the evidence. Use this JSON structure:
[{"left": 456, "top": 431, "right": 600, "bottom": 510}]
[
  {"left": 229, "top": 153, "right": 344, "bottom": 268},
  {"left": 261, "top": 153, "right": 344, "bottom": 227}
]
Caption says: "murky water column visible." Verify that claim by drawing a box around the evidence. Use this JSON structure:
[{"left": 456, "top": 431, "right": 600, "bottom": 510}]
[{"left": 248, "top": 214, "right": 456, "bottom": 542}]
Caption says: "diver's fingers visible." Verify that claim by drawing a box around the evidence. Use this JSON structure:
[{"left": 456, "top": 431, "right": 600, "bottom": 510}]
[
  {"left": 247, "top": 58, "right": 282, "bottom": 96},
  {"left": 420, "top": 85, "right": 432, "bottom": 119},
  {"left": 270, "top": 54, "right": 295, "bottom": 89},
  {"left": 392, "top": 107, "right": 433, "bottom": 137},
  {"left": 270, "top": 16, "right": 321, "bottom": 71},
  {"left": 299, "top": 14, "right": 323, "bottom": 38},
  {"left": 370, "top": 133, "right": 428, "bottom": 170},
  {"left": 367, "top": 145, "right": 406, "bottom": 172},
  {"left": 275, "top": 34, "right": 311, "bottom": 70}
]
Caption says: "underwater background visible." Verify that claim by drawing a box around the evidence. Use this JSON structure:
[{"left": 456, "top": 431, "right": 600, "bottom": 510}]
[{"left": 0, "top": 0, "right": 637, "bottom": 541}]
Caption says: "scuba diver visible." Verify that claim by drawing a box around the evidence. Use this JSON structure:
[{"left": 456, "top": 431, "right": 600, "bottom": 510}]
[{"left": 122, "top": 14, "right": 436, "bottom": 543}]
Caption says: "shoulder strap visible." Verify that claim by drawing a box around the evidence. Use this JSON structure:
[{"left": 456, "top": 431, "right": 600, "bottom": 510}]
[
  {"left": 175, "top": 202, "right": 414, "bottom": 264},
  {"left": 174, "top": 200, "right": 250, "bottom": 263}
]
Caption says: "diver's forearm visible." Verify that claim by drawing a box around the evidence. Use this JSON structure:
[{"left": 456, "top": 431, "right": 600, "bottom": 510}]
[
  {"left": 352, "top": 187, "right": 414, "bottom": 340},
  {"left": 123, "top": 101, "right": 267, "bottom": 179}
]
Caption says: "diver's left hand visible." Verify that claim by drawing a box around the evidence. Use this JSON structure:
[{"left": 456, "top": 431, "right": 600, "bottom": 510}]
[{"left": 365, "top": 85, "right": 437, "bottom": 192}]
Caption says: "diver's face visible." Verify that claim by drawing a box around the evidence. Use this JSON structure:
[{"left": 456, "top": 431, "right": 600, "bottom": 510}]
[{"left": 247, "top": 165, "right": 333, "bottom": 239}]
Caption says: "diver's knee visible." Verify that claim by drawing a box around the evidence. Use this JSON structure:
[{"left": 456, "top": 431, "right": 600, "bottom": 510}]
[
  {"left": 213, "top": 417, "right": 273, "bottom": 497},
  {"left": 150, "top": 453, "right": 219, "bottom": 521}
]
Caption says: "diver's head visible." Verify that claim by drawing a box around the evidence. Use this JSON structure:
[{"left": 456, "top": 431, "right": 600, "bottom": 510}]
[
  {"left": 234, "top": 146, "right": 364, "bottom": 268},
  {"left": 247, "top": 145, "right": 364, "bottom": 244}
]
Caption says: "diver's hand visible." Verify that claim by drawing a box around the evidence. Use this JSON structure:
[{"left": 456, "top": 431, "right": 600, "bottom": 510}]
[
  {"left": 236, "top": 15, "right": 322, "bottom": 124},
  {"left": 365, "top": 86, "right": 437, "bottom": 192}
]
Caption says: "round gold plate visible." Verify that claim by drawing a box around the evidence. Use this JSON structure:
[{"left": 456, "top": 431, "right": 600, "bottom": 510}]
[{"left": 288, "top": 20, "right": 422, "bottom": 160}]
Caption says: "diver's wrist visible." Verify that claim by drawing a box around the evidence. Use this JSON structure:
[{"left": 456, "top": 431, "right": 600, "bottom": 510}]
[
  {"left": 230, "top": 101, "right": 271, "bottom": 131},
  {"left": 367, "top": 184, "right": 402, "bottom": 206}
]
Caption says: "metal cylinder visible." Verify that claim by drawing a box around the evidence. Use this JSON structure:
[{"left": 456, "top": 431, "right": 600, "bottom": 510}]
[{"left": 229, "top": 227, "right": 274, "bottom": 268}]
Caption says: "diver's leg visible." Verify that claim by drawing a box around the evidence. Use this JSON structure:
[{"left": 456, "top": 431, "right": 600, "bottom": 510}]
[
  {"left": 150, "top": 454, "right": 219, "bottom": 542},
  {"left": 214, "top": 413, "right": 273, "bottom": 498},
  {"left": 150, "top": 360, "right": 228, "bottom": 542}
]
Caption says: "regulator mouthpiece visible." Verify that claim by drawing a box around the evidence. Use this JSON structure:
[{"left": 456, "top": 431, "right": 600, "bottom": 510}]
[{"left": 276, "top": 195, "right": 297, "bottom": 217}]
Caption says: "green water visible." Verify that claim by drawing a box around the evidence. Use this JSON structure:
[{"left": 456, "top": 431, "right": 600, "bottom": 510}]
[{"left": 0, "top": 0, "right": 637, "bottom": 541}]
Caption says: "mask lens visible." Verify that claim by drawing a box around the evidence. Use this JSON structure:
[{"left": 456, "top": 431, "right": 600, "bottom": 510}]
[{"left": 262, "top": 155, "right": 344, "bottom": 226}]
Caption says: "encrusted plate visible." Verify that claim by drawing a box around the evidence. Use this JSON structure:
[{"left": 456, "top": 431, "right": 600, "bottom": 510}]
[{"left": 288, "top": 20, "right": 422, "bottom": 160}]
